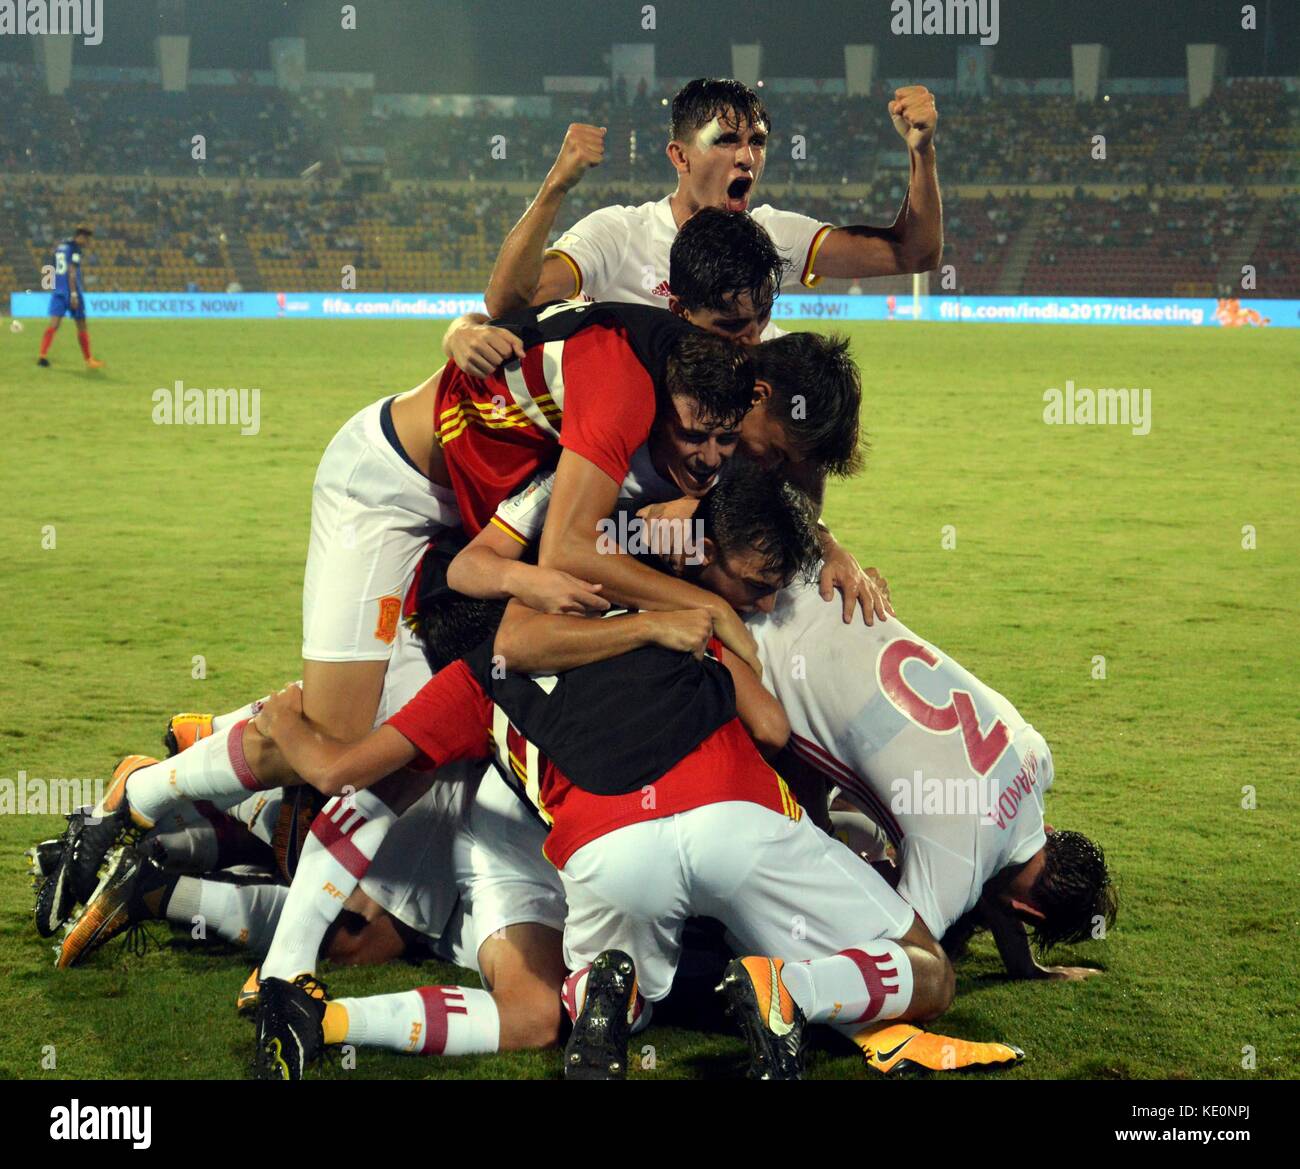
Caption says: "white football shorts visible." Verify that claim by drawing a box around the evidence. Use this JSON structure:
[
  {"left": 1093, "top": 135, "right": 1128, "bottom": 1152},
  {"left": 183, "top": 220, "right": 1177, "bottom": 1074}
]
[
  {"left": 559, "top": 801, "right": 916, "bottom": 1001},
  {"left": 302, "top": 397, "right": 459, "bottom": 662}
]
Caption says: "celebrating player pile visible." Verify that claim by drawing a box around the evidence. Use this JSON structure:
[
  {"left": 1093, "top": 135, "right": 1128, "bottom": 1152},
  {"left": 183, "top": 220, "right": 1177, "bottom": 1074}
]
[{"left": 35, "top": 78, "right": 1116, "bottom": 1082}]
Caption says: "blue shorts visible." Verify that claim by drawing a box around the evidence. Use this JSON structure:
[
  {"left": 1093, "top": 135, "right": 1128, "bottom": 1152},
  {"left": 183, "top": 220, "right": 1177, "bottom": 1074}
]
[{"left": 48, "top": 292, "right": 86, "bottom": 321}]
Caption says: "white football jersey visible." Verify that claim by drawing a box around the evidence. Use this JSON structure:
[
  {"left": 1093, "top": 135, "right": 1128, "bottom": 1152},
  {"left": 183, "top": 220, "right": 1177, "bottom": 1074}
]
[
  {"left": 547, "top": 196, "right": 832, "bottom": 340},
  {"left": 750, "top": 581, "right": 1054, "bottom": 938},
  {"left": 490, "top": 444, "right": 686, "bottom": 547}
]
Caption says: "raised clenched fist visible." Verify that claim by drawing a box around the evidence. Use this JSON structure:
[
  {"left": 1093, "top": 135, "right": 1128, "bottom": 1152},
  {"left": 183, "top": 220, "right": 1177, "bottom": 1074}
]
[
  {"left": 547, "top": 123, "right": 606, "bottom": 194},
  {"left": 889, "top": 86, "right": 938, "bottom": 152}
]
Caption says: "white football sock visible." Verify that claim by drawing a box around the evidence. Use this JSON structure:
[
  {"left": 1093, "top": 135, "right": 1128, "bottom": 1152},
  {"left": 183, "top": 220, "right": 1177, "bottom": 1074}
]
[
  {"left": 166, "top": 876, "right": 288, "bottom": 954},
  {"left": 230, "top": 789, "right": 282, "bottom": 847},
  {"left": 125, "top": 720, "right": 267, "bottom": 825},
  {"left": 212, "top": 694, "right": 276, "bottom": 733},
  {"left": 780, "top": 943, "right": 915, "bottom": 1025},
  {"left": 260, "top": 790, "right": 397, "bottom": 980},
  {"left": 328, "top": 987, "right": 500, "bottom": 1055},
  {"left": 148, "top": 824, "right": 219, "bottom": 872}
]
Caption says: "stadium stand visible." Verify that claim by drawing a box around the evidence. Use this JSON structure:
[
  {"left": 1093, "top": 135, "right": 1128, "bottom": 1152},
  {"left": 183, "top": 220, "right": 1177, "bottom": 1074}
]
[{"left": 2, "top": 73, "right": 1296, "bottom": 297}]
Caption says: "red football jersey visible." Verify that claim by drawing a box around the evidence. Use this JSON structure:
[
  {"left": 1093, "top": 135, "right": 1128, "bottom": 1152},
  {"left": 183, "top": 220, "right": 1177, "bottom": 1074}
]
[
  {"left": 434, "top": 302, "right": 688, "bottom": 534},
  {"left": 386, "top": 640, "right": 798, "bottom": 868}
]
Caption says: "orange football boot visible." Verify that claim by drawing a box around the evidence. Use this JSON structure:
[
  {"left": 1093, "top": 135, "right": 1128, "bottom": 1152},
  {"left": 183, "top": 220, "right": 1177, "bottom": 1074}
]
[
  {"left": 163, "top": 712, "right": 215, "bottom": 757},
  {"left": 850, "top": 1021, "right": 1024, "bottom": 1075}
]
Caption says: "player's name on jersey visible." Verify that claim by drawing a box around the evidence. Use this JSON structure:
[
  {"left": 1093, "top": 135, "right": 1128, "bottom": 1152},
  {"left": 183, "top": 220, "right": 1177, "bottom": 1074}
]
[{"left": 151, "top": 381, "right": 261, "bottom": 436}]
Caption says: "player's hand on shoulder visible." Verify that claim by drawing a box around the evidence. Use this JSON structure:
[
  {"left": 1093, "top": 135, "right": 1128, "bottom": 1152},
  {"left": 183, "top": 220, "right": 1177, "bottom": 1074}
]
[
  {"left": 448, "top": 323, "right": 525, "bottom": 378},
  {"left": 547, "top": 123, "right": 606, "bottom": 194},
  {"left": 819, "top": 545, "right": 893, "bottom": 625},
  {"left": 889, "top": 85, "right": 937, "bottom": 152},
  {"left": 866, "top": 566, "right": 895, "bottom": 617},
  {"left": 255, "top": 682, "right": 304, "bottom": 739},
  {"left": 647, "top": 609, "right": 714, "bottom": 659},
  {"left": 517, "top": 566, "right": 609, "bottom": 615}
]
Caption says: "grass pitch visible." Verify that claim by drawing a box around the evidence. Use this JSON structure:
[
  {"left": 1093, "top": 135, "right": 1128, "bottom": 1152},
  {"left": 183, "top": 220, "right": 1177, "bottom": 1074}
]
[{"left": 1, "top": 317, "right": 1296, "bottom": 1080}]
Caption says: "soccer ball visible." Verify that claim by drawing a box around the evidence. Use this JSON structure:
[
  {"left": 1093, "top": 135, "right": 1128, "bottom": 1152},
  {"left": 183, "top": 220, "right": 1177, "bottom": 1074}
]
[{"left": 9, "top": 319, "right": 23, "bottom": 333}]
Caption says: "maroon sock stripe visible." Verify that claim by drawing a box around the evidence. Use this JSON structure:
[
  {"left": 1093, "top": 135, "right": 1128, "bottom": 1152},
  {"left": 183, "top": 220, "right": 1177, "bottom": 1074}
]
[
  {"left": 837, "top": 947, "right": 902, "bottom": 1025},
  {"left": 416, "top": 986, "right": 469, "bottom": 1055},
  {"left": 309, "top": 803, "right": 373, "bottom": 881},
  {"left": 227, "top": 719, "right": 266, "bottom": 792}
]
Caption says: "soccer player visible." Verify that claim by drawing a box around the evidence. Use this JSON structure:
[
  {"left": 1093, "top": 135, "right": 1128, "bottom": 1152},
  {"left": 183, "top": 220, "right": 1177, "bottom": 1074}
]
[
  {"left": 41, "top": 308, "right": 751, "bottom": 932},
  {"left": 744, "top": 581, "right": 1118, "bottom": 1071},
  {"left": 449, "top": 207, "right": 888, "bottom": 612},
  {"left": 432, "top": 298, "right": 873, "bottom": 665},
  {"left": 241, "top": 464, "right": 815, "bottom": 1077},
  {"left": 476, "top": 77, "right": 941, "bottom": 324},
  {"left": 250, "top": 484, "right": 970, "bottom": 1083},
  {"left": 38, "top": 227, "right": 104, "bottom": 369}
]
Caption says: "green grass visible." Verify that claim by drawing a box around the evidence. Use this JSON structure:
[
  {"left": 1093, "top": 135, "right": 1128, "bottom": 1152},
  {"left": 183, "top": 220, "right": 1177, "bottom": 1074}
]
[{"left": 1, "top": 318, "right": 1297, "bottom": 1080}]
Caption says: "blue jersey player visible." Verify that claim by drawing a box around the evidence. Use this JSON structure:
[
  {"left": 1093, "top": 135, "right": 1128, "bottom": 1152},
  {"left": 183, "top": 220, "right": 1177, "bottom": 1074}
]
[{"left": 38, "top": 226, "right": 103, "bottom": 368}]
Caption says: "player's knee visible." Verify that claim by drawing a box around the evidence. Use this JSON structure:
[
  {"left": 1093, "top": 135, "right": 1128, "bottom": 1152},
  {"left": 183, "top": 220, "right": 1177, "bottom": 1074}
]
[
  {"left": 938, "top": 955, "right": 957, "bottom": 1013},
  {"left": 494, "top": 986, "right": 563, "bottom": 1051},
  {"left": 325, "top": 911, "right": 405, "bottom": 966},
  {"left": 914, "top": 955, "right": 957, "bottom": 1022},
  {"left": 241, "top": 719, "right": 294, "bottom": 786}
]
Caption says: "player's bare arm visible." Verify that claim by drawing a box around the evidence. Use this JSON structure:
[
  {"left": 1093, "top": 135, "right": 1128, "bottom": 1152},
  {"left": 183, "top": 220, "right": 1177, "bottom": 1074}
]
[
  {"left": 483, "top": 122, "right": 606, "bottom": 316},
  {"left": 978, "top": 891, "right": 1104, "bottom": 982},
  {"left": 256, "top": 683, "right": 418, "bottom": 796},
  {"left": 447, "top": 518, "right": 608, "bottom": 614},
  {"left": 808, "top": 86, "right": 942, "bottom": 279},
  {"left": 539, "top": 449, "right": 762, "bottom": 676},
  {"left": 718, "top": 645, "right": 790, "bottom": 757},
  {"left": 493, "top": 598, "right": 712, "bottom": 674}
]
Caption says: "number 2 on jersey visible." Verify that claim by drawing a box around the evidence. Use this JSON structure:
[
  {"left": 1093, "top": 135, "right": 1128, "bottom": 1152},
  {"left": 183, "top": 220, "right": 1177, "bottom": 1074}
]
[{"left": 878, "top": 639, "right": 1011, "bottom": 776}]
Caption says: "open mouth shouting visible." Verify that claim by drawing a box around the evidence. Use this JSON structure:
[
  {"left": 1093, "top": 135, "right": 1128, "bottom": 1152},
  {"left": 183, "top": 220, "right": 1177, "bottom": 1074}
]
[{"left": 725, "top": 174, "right": 753, "bottom": 212}]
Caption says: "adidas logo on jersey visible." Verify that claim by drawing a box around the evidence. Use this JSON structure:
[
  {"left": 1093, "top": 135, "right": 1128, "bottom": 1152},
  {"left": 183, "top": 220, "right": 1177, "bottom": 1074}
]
[{"left": 649, "top": 280, "right": 671, "bottom": 299}]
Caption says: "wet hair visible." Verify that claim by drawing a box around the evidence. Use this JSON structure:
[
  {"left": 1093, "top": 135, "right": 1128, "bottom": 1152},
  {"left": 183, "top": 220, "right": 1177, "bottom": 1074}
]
[
  {"left": 408, "top": 537, "right": 506, "bottom": 674},
  {"left": 663, "top": 330, "right": 755, "bottom": 431},
  {"left": 749, "top": 331, "right": 864, "bottom": 477},
  {"left": 669, "top": 207, "right": 786, "bottom": 319},
  {"left": 696, "top": 458, "right": 820, "bottom": 587},
  {"left": 1027, "top": 830, "right": 1118, "bottom": 954},
  {"left": 671, "top": 78, "right": 770, "bottom": 143}
]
